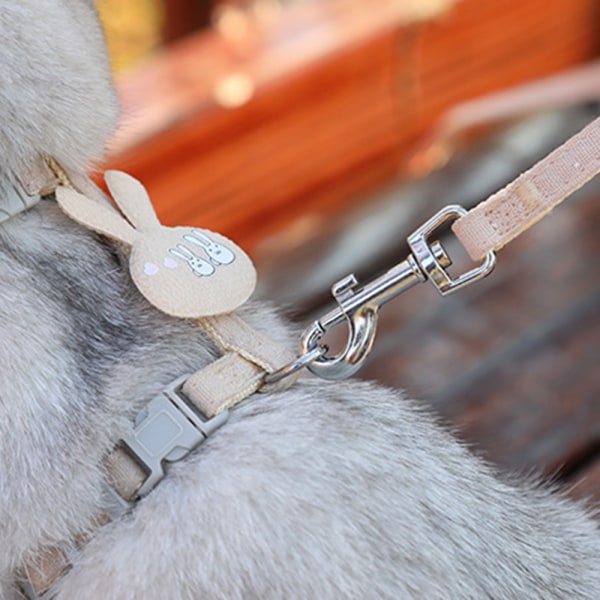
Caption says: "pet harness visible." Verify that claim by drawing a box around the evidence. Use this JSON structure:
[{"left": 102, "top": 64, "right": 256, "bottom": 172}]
[{"left": 10, "top": 115, "right": 600, "bottom": 598}]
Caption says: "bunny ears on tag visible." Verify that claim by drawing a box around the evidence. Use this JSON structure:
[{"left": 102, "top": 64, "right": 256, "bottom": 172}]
[{"left": 56, "top": 171, "right": 257, "bottom": 318}]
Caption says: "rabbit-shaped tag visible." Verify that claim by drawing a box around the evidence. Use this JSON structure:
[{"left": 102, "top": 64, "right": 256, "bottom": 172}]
[{"left": 56, "top": 171, "right": 256, "bottom": 318}]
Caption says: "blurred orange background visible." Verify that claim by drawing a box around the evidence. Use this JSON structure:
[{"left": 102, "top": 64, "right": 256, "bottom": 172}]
[{"left": 96, "top": 0, "right": 600, "bottom": 253}]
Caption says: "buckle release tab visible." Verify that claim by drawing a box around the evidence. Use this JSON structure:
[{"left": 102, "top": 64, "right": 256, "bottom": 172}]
[{"left": 121, "top": 374, "right": 228, "bottom": 498}]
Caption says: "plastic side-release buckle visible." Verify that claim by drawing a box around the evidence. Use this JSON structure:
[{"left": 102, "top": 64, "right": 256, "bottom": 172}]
[
  {"left": 0, "top": 177, "right": 41, "bottom": 224},
  {"left": 121, "top": 374, "right": 229, "bottom": 498}
]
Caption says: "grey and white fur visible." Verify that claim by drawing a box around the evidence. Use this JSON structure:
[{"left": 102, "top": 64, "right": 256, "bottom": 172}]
[{"left": 0, "top": 1, "right": 599, "bottom": 598}]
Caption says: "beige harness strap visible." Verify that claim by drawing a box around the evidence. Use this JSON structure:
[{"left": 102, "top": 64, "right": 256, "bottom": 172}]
[
  {"left": 20, "top": 312, "right": 299, "bottom": 595},
  {"left": 106, "top": 311, "right": 299, "bottom": 499},
  {"left": 21, "top": 547, "right": 70, "bottom": 597},
  {"left": 104, "top": 448, "right": 148, "bottom": 502},
  {"left": 452, "top": 116, "right": 600, "bottom": 261},
  {"left": 18, "top": 161, "right": 302, "bottom": 596},
  {"left": 181, "top": 313, "right": 299, "bottom": 417},
  {"left": 197, "top": 314, "right": 297, "bottom": 378},
  {"left": 19, "top": 512, "right": 112, "bottom": 598},
  {"left": 183, "top": 352, "right": 265, "bottom": 417},
  {"left": 103, "top": 314, "right": 298, "bottom": 501},
  {"left": 20, "top": 157, "right": 59, "bottom": 197}
]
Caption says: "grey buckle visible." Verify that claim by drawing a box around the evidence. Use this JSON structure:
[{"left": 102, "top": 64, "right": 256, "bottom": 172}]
[
  {"left": 0, "top": 177, "right": 41, "bottom": 224},
  {"left": 121, "top": 374, "right": 229, "bottom": 498}
]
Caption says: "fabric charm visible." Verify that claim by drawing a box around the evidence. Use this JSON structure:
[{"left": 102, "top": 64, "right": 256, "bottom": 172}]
[{"left": 56, "top": 171, "right": 256, "bottom": 317}]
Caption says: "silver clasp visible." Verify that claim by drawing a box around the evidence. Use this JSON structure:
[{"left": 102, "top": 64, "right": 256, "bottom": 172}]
[
  {"left": 300, "top": 253, "right": 429, "bottom": 380},
  {"left": 407, "top": 204, "right": 496, "bottom": 294},
  {"left": 301, "top": 205, "right": 496, "bottom": 380}
]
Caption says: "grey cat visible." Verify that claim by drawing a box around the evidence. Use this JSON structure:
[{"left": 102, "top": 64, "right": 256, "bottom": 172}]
[{"left": 1, "top": 1, "right": 599, "bottom": 598}]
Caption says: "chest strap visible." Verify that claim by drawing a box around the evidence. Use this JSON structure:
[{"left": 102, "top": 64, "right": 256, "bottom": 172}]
[{"left": 105, "top": 312, "right": 298, "bottom": 502}]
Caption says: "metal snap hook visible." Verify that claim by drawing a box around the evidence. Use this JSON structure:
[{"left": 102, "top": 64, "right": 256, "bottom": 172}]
[
  {"left": 301, "top": 304, "right": 379, "bottom": 380},
  {"left": 301, "top": 250, "right": 441, "bottom": 380},
  {"left": 271, "top": 204, "right": 496, "bottom": 383}
]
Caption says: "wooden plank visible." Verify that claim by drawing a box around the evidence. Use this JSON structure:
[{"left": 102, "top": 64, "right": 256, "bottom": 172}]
[{"left": 432, "top": 291, "right": 600, "bottom": 475}]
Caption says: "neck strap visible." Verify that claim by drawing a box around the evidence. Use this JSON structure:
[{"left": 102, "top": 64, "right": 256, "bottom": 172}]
[{"left": 0, "top": 159, "right": 63, "bottom": 223}]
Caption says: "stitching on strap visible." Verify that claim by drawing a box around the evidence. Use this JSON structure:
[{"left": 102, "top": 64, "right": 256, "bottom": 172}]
[{"left": 452, "top": 116, "right": 600, "bottom": 260}]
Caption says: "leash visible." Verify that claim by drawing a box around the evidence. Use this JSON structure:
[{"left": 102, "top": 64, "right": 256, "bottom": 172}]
[
  {"left": 266, "top": 115, "right": 600, "bottom": 382},
  {"left": 13, "top": 114, "right": 600, "bottom": 598}
]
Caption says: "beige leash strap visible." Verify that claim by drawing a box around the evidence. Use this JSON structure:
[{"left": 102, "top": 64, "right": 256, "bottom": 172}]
[{"left": 452, "top": 116, "right": 600, "bottom": 261}]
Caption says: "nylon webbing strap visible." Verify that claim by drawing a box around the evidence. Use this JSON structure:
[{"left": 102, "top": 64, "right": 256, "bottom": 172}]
[
  {"left": 0, "top": 159, "right": 58, "bottom": 225},
  {"left": 104, "top": 448, "right": 147, "bottom": 502},
  {"left": 452, "top": 116, "right": 600, "bottom": 261},
  {"left": 196, "top": 314, "right": 297, "bottom": 379},
  {"left": 183, "top": 352, "right": 264, "bottom": 417},
  {"left": 188, "top": 313, "right": 300, "bottom": 404},
  {"left": 20, "top": 313, "right": 299, "bottom": 598},
  {"left": 20, "top": 547, "right": 69, "bottom": 597}
]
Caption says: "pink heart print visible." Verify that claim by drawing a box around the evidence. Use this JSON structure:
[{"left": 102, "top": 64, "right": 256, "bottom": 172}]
[{"left": 144, "top": 262, "right": 160, "bottom": 276}]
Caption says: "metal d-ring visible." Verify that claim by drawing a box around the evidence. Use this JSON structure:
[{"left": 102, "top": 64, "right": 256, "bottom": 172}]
[{"left": 263, "top": 345, "right": 328, "bottom": 386}]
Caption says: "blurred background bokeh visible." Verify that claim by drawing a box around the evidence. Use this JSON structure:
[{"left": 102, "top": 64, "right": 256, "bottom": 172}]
[
  {"left": 97, "top": 0, "right": 600, "bottom": 505},
  {"left": 95, "top": 0, "right": 600, "bottom": 248}
]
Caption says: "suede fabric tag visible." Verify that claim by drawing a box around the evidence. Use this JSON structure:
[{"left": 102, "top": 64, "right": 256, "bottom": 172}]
[{"left": 56, "top": 170, "right": 256, "bottom": 317}]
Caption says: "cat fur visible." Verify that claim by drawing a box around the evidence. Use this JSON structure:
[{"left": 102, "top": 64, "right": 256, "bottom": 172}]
[{"left": 0, "top": 2, "right": 599, "bottom": 598}]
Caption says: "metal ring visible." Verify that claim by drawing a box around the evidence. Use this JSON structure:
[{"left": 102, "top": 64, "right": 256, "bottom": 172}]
[
  {"left": 263, "top": 345, "right": 328, "bottom": 385},
  {"left": 407, "top": 204, "right": 496, "bottom": 295}
]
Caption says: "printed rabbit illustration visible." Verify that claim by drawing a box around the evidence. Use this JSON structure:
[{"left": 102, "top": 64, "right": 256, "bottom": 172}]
[
  {"left": 0, "top": 2, "right": 599, "bottom": 599},
  {"left": 169, "top": 243, "right": 216, "bottom": 277},
  {"left": 183, "top": 230, "right": 236, "bottom": 265}
]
